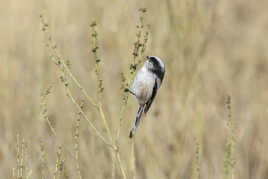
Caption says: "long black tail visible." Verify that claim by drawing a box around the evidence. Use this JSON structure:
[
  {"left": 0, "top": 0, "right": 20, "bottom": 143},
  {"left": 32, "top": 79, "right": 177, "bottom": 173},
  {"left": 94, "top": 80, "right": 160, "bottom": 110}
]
[{"left": 129, "top": 106, "right": 144, "bottom": 138}]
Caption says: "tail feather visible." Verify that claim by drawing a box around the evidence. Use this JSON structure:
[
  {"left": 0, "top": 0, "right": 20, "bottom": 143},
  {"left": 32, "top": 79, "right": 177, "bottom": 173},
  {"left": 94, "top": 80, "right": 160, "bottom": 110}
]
[
  {"left": 129, "top": 106, "right": 143, "bottom": 138},
  {"left": 129, "top": 129, "right": 135, "bottom": 138}
]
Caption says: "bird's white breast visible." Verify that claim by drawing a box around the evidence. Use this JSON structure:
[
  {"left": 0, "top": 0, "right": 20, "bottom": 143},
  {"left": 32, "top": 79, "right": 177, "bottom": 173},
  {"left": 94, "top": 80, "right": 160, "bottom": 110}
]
[{"left": 131, "top": 67, "right": 155, "bottom": 105}]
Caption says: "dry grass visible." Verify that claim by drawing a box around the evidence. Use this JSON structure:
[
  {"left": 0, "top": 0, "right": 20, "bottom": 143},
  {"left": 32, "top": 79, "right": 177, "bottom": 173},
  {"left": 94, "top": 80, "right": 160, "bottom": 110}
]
[{"left": 1, "top": 0, "right": 268, "bottom": 178}]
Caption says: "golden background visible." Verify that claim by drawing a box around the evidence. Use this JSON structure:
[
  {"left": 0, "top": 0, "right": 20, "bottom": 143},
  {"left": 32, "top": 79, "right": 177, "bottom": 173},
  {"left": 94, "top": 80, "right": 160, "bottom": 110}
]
[{"left": 1, "top": 0, "right": 268, "bottom": 178}]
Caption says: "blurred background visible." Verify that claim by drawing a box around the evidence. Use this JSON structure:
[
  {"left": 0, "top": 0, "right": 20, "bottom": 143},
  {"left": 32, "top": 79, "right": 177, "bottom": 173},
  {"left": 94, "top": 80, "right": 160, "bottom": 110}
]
[{"left": 1, "top": 0, "right": 268, "bottom": 178}]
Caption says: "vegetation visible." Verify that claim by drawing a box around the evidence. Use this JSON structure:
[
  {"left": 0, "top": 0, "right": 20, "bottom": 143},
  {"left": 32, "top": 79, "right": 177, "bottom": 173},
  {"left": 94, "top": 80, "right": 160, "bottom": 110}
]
[{"left": 1, "top": 0, "right": 268, "bottom": 178}]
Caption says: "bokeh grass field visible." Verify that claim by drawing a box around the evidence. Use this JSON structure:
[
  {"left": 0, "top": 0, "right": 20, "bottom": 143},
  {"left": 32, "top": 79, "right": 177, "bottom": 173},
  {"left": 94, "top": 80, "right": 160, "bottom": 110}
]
[{"left": 1, "top": 0, "right": 268, "bottom": 178}]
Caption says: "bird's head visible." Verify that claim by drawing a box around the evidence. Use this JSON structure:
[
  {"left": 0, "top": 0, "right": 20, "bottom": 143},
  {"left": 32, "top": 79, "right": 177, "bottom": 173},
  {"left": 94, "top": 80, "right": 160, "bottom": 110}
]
[
  {"left": 145, "top": 56, "right": 165, "bottom": 82},
  {"left": 145, "top": 56, "right": 165, "bottom": 71}
]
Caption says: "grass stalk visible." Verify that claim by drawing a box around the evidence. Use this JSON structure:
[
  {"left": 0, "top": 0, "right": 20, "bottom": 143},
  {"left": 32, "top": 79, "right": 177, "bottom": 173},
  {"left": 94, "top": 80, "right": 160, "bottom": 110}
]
[
  {"left": 40, "top": 14, "right": 111, "bottom": 148},
  {"left": 130, "top": 140, "right": 136, "bottom": 179},
  {"left": 40, "top": 9, "right": 150, "bottom": 179},
  {"left": 66, "top": 87, "right": 112, "bottom": 148},
  {"left": 192, "top": 138, "right": 200, "bottom": 179},
  {"left": 223, "top": 95, "right": 236, "bottom": 179},
  {"left": 90, "top": 21, "right": 126, "bottom": 179},
  {"left": 73, "top": 113, "right": 82, "bottom": 179},
  {"left": 40, "top": 85, "right": 57, "bottom": 136}
]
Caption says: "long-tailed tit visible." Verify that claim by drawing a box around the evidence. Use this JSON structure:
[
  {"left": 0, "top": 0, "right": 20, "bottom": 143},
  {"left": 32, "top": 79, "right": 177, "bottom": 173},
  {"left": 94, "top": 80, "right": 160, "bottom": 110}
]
[{"left": 126, "top": 56, "right": 165, "bottom": 138}]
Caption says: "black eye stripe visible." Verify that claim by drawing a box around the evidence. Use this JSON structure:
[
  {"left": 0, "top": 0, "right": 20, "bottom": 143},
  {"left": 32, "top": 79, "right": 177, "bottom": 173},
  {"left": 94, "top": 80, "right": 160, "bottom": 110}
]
[{"left": 148, "top": 56, "right": 165, "bottom": 82}]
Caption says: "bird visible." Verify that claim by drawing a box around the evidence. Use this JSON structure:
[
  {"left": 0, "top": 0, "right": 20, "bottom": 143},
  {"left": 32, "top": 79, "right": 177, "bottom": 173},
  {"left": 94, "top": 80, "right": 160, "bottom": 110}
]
[{"left": 125, "top": 56, "right": 165, "bottom": 138}]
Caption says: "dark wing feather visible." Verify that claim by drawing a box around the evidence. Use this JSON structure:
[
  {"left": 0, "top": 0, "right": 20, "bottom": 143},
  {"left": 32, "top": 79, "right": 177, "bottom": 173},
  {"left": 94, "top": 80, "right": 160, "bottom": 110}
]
[{"left": 144, "top": 79, "right": 158, "bottom": 114}]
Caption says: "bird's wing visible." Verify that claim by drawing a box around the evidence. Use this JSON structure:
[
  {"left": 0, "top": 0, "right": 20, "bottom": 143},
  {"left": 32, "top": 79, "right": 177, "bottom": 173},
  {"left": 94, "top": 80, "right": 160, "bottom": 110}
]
[{"left": 144, "top": 79, "right": 158, "bottom": 114}]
